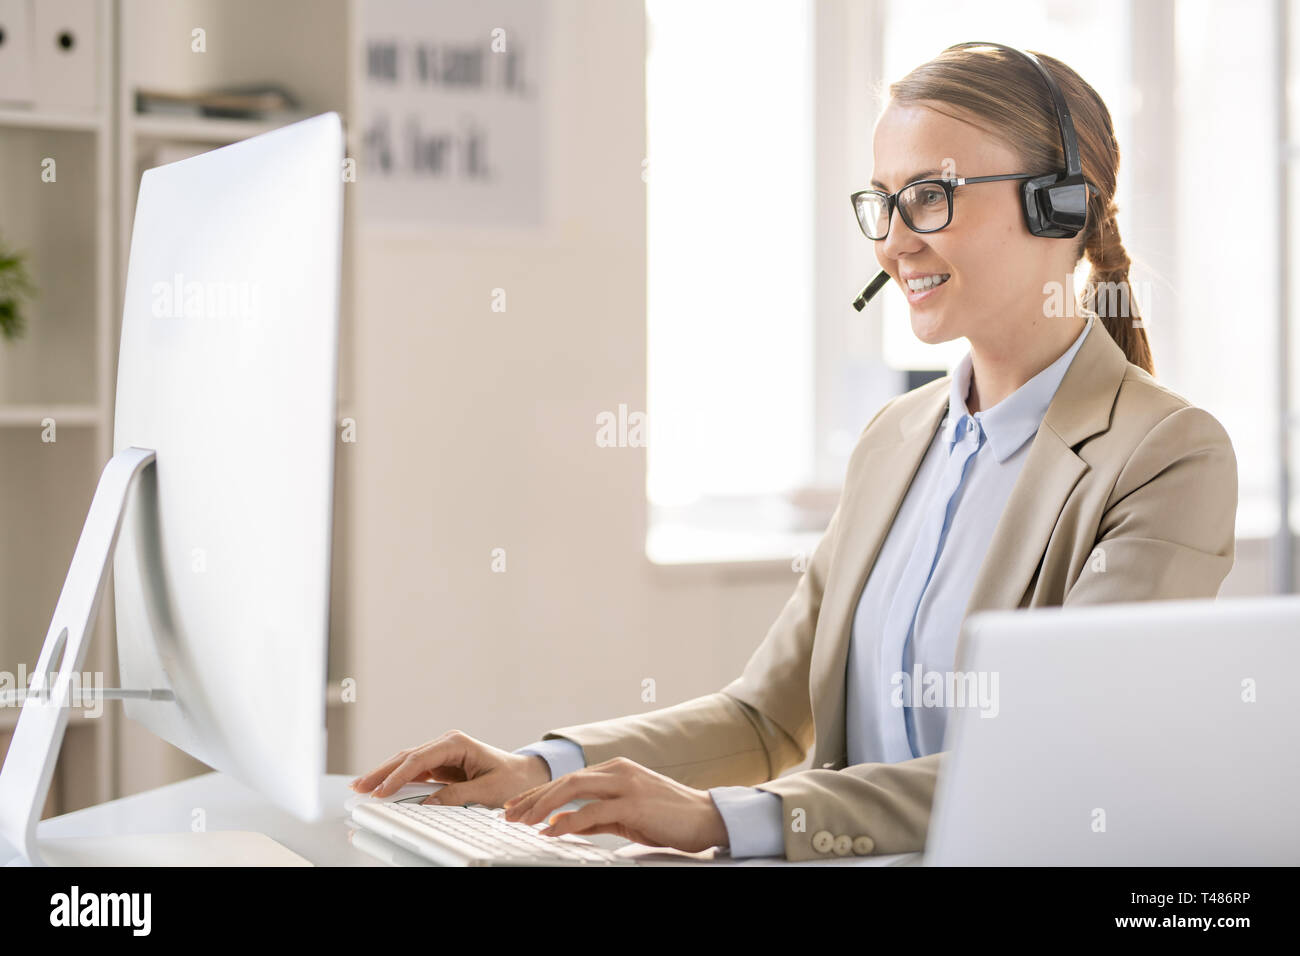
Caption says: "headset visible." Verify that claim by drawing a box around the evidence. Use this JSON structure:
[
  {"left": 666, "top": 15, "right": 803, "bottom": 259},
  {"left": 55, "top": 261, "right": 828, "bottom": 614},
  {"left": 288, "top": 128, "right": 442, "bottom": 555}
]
[{"left": 853, "top": 41, "right": 1095, "bottom": 310}]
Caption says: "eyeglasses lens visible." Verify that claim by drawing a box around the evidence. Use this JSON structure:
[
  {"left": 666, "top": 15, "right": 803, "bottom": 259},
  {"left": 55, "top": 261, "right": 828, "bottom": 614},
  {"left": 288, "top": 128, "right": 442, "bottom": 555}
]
[{"left": 856, "top": 182, "right": 952, "bottom": 239}]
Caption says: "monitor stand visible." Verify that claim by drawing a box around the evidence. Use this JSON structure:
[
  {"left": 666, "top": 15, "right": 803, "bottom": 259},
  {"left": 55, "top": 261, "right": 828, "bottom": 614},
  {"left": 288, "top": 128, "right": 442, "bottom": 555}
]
[{"left": 0, "top": 448, "right": 311, "bottom": 867}]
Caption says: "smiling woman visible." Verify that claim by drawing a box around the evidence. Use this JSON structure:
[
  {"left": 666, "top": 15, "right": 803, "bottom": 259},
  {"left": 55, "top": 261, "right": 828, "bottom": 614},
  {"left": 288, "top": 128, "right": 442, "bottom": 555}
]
[{"left": 353, "top": 42, "right": 1238, "bottom": 864}]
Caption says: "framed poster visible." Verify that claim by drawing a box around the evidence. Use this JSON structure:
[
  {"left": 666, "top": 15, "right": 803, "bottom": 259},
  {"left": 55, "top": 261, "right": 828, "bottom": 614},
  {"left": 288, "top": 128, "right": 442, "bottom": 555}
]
[{"left": 357, "top": 0, "right": 550, "bottom": 230}]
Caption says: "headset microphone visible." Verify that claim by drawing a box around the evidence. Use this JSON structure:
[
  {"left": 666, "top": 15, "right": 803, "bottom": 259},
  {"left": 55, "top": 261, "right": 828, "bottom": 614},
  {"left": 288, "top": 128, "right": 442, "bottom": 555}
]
[{"left": 852, "top": 269, "right": 891, "bottom": 312}]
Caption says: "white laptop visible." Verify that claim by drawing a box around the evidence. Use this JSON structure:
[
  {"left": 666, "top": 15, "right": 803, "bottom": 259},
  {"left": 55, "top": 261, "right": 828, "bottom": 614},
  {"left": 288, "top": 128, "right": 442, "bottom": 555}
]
[{"left": 924, "top": 595, "right": 1300, "bottom": 865}]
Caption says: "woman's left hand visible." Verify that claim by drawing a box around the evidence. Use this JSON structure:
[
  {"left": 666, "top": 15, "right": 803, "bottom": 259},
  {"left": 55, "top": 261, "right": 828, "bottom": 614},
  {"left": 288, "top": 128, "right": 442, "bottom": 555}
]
[{"left": 501, "top": 756, "right": 729, "bottom": 853}]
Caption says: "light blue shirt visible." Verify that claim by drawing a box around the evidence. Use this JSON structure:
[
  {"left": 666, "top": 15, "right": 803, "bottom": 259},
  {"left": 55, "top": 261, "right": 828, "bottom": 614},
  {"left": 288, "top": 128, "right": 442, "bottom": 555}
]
[{"left": 518, "top": 316, "right": 1094, "bottom": 856}]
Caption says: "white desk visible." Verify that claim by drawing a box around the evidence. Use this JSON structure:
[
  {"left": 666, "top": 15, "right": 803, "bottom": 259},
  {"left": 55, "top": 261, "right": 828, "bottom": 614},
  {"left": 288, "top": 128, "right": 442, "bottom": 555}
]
[
  {"left": 2, "top": 772, "right": 918, "bottom": 866},
  {"left": 2, "top": 773, "right": 381, "bottom": 867}
]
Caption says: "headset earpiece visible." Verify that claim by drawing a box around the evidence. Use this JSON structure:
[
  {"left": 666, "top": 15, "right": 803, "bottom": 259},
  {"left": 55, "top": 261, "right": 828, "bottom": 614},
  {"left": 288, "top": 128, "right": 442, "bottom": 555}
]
[{"left": 1022, "top": 172, "right": 1090, "bottom": 238}]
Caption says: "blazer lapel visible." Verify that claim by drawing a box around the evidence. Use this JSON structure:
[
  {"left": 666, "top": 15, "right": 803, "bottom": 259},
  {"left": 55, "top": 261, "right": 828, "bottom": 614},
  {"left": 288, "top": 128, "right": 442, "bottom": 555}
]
[
  {"left": 808, "top": 383, "right": 948, "bottom": 769},
  {"left": 959, "top": 321, "right": 1128, "bottom": 630},
  {"left": 807, "top": 321, "right": 1130, "bottom": 768}
]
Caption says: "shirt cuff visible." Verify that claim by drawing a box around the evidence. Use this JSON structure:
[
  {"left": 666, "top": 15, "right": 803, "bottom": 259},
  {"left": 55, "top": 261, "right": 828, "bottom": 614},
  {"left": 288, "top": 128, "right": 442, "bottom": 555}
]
[
  {"left": 708, "top": 786, "right": 785, "bottom": 859},
  {"left": 513, "top": 738, "right": 587, "bottom": 781}
]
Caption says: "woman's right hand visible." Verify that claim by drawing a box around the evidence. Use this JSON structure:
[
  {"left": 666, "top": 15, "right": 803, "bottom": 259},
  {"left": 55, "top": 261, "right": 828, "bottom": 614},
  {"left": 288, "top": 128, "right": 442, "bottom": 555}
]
[{"left": 349, "top": 730, "right": 552, "bottom": 807}]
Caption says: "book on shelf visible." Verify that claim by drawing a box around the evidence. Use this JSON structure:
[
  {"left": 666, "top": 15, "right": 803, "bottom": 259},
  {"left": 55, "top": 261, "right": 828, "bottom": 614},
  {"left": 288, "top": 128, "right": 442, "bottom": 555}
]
[{"left": 134, "top": 83, "right": 302, "bottom": 121}]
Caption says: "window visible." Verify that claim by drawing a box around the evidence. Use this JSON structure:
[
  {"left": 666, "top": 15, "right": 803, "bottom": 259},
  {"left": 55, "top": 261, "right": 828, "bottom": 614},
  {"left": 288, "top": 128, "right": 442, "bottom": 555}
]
[
  {"left": 647, "top": 0, "right": 1291, "bottom": 569},
  {"left": 645, "top": 0, "right": 818, "bottom": 562},
  {"left": 1173, "top": 0, "right": 1279, "bottom": 540}
]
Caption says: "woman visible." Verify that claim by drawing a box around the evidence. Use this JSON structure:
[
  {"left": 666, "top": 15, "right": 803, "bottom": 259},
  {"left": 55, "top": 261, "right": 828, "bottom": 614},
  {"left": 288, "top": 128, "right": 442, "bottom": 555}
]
[{"left": 351, "top": 44, "right": 1237, "bottom": 861}]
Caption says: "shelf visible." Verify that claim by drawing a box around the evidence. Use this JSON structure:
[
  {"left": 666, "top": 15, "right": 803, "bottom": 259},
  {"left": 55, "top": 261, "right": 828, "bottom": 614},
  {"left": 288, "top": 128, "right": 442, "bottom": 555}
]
[
  {"left": 0, "top": 706, "right": 100, "bottom": 731},
  {"left": 130, "top": 111, "right": 319, "bottom": 145},
  {"left": 0, "top": 107, "right": 107, "bottom": 133},
  {"left": 0, "top": 405, "right": 103, "bottom": 428}
]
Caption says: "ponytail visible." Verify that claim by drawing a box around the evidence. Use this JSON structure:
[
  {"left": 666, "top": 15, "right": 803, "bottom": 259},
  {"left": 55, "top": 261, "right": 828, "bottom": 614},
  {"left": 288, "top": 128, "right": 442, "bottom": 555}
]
[{"left": 1080, "top": 205, "right": 1153, "bottom": 375}]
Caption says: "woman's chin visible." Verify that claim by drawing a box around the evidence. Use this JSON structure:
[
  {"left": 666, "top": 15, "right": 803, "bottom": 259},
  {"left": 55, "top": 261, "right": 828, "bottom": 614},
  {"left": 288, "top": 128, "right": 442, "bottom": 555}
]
[{"left": 908, "top": 314, "right": 951, "bottom": 345}]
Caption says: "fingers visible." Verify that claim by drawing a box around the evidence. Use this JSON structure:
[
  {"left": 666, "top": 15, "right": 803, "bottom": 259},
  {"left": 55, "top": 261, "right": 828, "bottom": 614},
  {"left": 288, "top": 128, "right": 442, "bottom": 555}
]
[
  {"left": 355, "top": 732, "right": 475, "bottom": 798},
  {"left": 502, "top": 770, "right": 623, "bottom": 825},
  {"left": 349, "top": 748, "right": 414, "bottom": 793},
  {"left": 373, "top": 749, "right": 449, "bottom": 798},
  {"left": 501, "top": 783, "right": 551, "bottom": 821},
  {"left": 502, "top": 781, "right": 546, "bottom": 814},
  {"left": 539, "top": 801, "right": 623, "bottom": 838},
  {"left": 503, "top": 770, "right": 602, "bottom": 821},
  {"left": 422, "top": 775, "right": 497, "bottom": 808}
]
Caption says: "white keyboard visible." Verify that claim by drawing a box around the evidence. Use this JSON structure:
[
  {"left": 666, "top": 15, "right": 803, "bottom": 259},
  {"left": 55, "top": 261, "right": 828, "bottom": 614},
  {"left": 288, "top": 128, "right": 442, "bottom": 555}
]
[{"left": 351, "top": 799, "right": 635, "bottom": 867}]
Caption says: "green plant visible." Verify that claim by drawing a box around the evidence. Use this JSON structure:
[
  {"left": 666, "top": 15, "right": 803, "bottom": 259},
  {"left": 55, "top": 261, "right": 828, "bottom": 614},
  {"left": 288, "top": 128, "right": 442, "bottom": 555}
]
[{"left": 0, "top": 240, "right": 37, "bottom": 342}]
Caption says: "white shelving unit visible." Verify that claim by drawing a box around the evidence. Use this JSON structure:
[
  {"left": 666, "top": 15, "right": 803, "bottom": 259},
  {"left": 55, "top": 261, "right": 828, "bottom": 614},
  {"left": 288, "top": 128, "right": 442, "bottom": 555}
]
[
  {"left": 0, "top": 106, "right": 105, "bottom": 133},
  {"left": 0, "top": 0, "right": 117, "bottom": 815},
  {"left": 1, "top": 0, "right": 357, "bottom": 814}
]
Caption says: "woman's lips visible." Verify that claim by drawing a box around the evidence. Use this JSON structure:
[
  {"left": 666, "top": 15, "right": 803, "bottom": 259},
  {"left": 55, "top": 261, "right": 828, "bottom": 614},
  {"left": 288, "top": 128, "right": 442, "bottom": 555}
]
[{"left": 903, "top": 275, "right": 950, "bottom": 305}]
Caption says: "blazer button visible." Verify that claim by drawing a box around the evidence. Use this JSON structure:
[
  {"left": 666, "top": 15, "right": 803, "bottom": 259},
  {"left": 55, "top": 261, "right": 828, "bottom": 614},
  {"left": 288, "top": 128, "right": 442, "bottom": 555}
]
[
  {"left": 832, "top": 834, "right": 853, "bottom": 856},
  {"left": 853, "top": 835, "right": 875, "bottom": 855},
  {"left": 812, "top": 830, "right": 834, "bottom": 853}
]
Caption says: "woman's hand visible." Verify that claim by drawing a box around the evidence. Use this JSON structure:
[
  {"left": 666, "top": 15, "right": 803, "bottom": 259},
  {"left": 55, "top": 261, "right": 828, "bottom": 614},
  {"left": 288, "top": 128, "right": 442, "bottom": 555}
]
[
  {"left": 502, "top": 756, "right": 730, "bottom": 853},
  {"left": 349, "top": 730, "right": 551, "bottom": 807}
]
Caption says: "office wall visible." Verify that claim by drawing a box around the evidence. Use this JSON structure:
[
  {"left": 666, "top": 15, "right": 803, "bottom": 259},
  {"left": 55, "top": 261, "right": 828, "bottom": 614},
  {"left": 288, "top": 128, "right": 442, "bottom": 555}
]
[{"left": 335, "top": 0, "right": 808, "bottom": 769}]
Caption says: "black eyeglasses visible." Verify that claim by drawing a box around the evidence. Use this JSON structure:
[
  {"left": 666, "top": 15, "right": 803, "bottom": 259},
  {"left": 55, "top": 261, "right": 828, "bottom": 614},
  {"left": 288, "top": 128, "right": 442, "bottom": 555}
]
[{"left": 850, "top": 174, "right": 1036, "bottom": 240}]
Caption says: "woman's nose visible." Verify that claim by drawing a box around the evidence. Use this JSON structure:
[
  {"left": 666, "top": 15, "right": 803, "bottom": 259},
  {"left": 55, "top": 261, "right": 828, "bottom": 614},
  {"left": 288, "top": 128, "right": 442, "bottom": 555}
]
[{"left": 879, "top": 204, "right": 925, "bottom": 260}]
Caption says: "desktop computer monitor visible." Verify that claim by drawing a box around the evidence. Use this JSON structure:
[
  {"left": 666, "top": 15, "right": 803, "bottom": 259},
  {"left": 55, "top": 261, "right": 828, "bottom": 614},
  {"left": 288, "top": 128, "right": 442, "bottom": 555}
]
[
  {"left": 113, "top": 111, "right": 343, "bottom": 819},
  {"left": 0, "top": 112, "right": 343, "bottom": 863}
]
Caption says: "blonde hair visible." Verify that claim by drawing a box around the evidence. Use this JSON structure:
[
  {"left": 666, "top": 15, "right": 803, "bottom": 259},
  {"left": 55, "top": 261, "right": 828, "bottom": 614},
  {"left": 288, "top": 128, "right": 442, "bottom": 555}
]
[{"left": 889, "top": 45, "right": 1154, "bottom": 375}]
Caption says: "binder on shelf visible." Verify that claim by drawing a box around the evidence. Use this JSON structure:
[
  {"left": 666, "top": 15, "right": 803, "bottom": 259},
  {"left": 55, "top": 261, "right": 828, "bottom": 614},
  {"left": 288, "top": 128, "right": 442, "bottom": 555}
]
[
  {"left": 32, "top": 0, "right": 96, "bottom": 113},
  {"left": 0, "top": 0, "right": 34, "bottom": 107}
]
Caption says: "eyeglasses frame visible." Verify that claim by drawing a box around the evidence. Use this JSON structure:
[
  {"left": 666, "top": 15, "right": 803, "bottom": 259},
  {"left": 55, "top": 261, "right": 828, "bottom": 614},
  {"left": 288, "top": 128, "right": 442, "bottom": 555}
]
[{"left": 850, "top": 173, "right": 1039, "bottom": 240}]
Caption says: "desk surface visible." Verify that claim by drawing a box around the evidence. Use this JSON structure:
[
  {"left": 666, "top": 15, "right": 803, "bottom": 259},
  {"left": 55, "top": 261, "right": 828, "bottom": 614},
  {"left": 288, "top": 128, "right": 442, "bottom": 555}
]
[
  {"left": 4, "top": 773, "right": 381, "bottom": 867},
  {"left": 3, "top": 772, "right": 917, "bottom": 866}
]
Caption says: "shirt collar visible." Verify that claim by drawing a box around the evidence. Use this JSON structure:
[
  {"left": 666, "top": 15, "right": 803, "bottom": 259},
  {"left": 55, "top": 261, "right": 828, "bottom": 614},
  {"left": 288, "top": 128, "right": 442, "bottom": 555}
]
[{"left": 944, "top": 314, "right": 1094, "bottom": 463}]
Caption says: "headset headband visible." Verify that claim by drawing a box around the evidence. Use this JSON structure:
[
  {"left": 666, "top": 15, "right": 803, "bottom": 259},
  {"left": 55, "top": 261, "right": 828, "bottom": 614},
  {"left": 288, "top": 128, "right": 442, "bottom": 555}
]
[{"left": 943, "top": 41, "right": 1083, "bottom": 181}]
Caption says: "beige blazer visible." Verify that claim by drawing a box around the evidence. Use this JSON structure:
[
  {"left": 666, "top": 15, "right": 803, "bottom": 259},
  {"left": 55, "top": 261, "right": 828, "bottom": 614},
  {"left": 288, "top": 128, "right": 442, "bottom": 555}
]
[{"left": 544, "top": 322, "right": 1238, "bottom": 861}]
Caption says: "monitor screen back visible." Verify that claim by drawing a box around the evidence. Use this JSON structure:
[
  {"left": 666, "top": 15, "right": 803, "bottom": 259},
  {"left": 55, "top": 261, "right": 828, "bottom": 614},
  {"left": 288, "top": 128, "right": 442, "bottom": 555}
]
[{"left": 113, "top": 113, "right": 343, "bottom": 820}]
